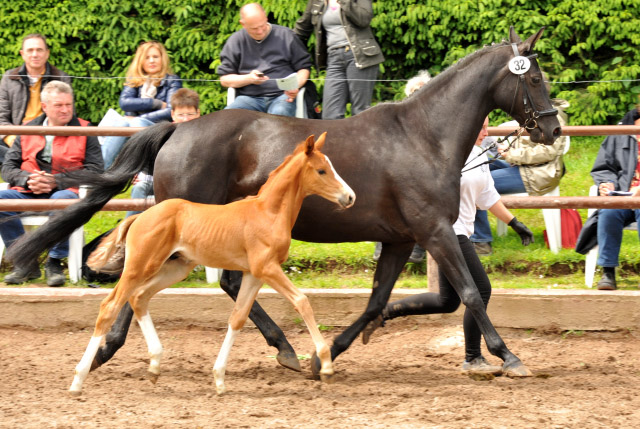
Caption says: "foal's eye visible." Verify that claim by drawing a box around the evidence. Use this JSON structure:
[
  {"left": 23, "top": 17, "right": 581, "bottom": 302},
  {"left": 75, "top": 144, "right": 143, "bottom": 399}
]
[{"left": 317, "top": 169, "right": 326, "bottom": 175}]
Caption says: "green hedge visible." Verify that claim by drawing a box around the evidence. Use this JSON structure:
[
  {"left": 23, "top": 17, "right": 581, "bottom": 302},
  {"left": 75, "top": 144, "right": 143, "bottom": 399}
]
[{"left": 1, "top": 0, "right": 638, "bottom": 125}]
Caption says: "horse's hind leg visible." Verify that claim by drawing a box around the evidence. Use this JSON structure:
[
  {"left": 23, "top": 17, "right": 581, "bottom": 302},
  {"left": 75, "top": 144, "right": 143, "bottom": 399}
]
[
  {"left": 70, "top": 288, "right": 134, "bottom": 395},
  {"left": 91, "top": 303, "right": 134, "bottom": 371},
  {"left": 213, "top": 272, "right": 263, "bottom": 395},
  {"left": 220, "top": 269, "right": 300, "bottom": 372}
]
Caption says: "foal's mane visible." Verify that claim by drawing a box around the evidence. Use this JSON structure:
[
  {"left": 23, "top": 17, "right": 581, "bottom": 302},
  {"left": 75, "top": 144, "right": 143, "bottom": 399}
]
[{"left": 250, "top": 142, "right": 309, "bottom": 199}]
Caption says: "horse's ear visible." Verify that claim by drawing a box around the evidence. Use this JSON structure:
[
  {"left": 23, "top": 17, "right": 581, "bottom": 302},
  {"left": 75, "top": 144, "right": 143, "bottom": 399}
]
[
  {"left": 304, "top": 134, "right": 315, "bottom": 155},
  {"left": 518, "top": 27, "right": 545, "bottom": 54},
  {"left": 314, "top": 132, "right": 327, "bottom": 152},
  {"left": 509, "top": 26, "right": 522, "bottom": 44}
]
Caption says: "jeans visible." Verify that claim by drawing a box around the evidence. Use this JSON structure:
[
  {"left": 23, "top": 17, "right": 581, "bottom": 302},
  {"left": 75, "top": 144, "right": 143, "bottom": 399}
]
[
  {"left": 226, "top": 93, "right": 296, "bottom": 117},
  {"left": 322, "top": 47, "right": 378, "bottom": 119},
  {"left": 596, "top": 208, "right": 640, "bottom": 267},
  {"left": 100, "top": 114, "right": 154, "bottom": 170},
  {"left": 126, "top": 179, "right": 154, "bottom": 218},
  {"left": 0, "top": 189, "right": 79, "bottom": 260},
  {"left": 470, "top": 162, "right": 526, "bottom": 243}
]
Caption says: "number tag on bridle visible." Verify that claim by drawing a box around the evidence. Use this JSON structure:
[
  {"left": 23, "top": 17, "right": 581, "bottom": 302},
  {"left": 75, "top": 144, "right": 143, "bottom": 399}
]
[{"left": 508, "top": 56, "right": 531, "bottom": 75}]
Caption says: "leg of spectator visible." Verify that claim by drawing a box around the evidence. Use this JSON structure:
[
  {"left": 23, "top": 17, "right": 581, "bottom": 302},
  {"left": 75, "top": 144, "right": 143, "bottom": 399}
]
[
  {"left": 490, "top": 166, "right": 527, "bottom": 194},
  {"left": 47, "top": 190, "right": 80, "bottom": 260},
  {"left": 266, "top": 94, "right": 296, "bottom": 117},
  {"left": 596, "top": 208, "right": 634, "bottom": 268},
  {"left": 0, "top": 190, "right": 31, "bottom": 249},
  {"left": 322, "top": 49, "right": 349, "bottom": 119},
  {"left": 345, "top": 54, "right": 378, "bottom": 116},
  {"left": 126, "top": 180, "right": 154, "bottom": 218},
  {"left": 225, "top": 96, "right": 267, "bottom": 112}
]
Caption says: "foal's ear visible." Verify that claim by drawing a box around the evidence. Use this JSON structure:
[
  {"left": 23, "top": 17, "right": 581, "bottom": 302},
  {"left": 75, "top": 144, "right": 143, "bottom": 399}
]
[
  {"left": 304, "top": 134, "right": 316, "bottom": 155},
  {"left": 517, "top": 27, "right": 545, "bottom": 54},
  {"left": 315, "top": 132, "right": 327, "bottom": 152}
]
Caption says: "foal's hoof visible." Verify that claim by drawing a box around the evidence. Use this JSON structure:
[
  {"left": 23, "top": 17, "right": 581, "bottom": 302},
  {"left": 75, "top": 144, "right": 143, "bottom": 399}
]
[
  {"left": 277, "top": 348, "right": 302, "bottom": 372},
  {"left": 147, "top": 371, "right": 160, "bottom": 384},
  {"left": 320, "top": 372, "right": 336, "bottom": 384},
  {"left": 68, "top": 389, "right": 82, "bottom": 397},
  {"left": 503, "top": 361, "right": 533, "bottom": 378}
]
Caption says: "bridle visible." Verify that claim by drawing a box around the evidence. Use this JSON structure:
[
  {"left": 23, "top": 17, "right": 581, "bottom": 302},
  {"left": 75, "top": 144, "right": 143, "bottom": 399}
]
[
  {"left": 508, "top": 43, "right": 557, "bottom": 131},
  {"left": 462, "top": 44, "right": 558, "bottom": 174}
]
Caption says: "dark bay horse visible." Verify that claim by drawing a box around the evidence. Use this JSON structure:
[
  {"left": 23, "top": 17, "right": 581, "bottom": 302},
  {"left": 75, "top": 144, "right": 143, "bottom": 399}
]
[
  {"left": 69, "top": 134, "right": 354, "bottom": 395},
  {"left": 10, "top": 28, "right": 560, "bottom": 377}
]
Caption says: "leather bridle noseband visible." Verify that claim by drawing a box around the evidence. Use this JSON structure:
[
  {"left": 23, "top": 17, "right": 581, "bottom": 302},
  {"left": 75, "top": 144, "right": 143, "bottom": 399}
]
[{"left": 508, "top": 43, "right": 557, "bottom": 131}]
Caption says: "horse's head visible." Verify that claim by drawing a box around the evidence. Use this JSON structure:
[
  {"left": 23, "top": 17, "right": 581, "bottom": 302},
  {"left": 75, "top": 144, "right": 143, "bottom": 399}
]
[
  {"left": 493, "top": 27, "right": 562, "bottom": 145},
  {"left": 299, "top": 133, "right": 356, "bottom": 209}
]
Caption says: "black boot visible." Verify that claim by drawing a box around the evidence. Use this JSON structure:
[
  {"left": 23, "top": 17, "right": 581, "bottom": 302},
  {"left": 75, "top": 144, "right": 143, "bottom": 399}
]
[{"left": 597, "top": 267, "right": 617, "bottom": 290}]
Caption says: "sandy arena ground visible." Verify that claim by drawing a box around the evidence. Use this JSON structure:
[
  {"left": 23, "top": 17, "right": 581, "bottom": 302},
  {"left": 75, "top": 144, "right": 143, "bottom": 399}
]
[{"left": 2, "top": 317, "right": 639, "bottom": 428}]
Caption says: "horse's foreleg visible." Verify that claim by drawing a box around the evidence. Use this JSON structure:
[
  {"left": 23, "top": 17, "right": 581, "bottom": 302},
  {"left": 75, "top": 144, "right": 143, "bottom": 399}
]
[
  {"left": 313, "top": 242, "right": 413, "bottom": 377},
  {"left": 428, "top": 230, "right": 531, "bottom": 377},
  {"left": 220, "top": 269, "right": 300, "bottom": 372},
  {"left": 262, "top": 267, "right": 333, "bottom": 382},
  {"left": 213, "top": 272, "right": 262, "bottom": 395}
]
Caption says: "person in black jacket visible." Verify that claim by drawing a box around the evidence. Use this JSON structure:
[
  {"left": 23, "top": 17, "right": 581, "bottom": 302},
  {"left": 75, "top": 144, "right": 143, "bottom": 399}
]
[
  {"left": 99, "top": 41, "right": 182, "bottom": 169},
  {"left": 590, "top": 101, "right": 640, "bottom": 290}
]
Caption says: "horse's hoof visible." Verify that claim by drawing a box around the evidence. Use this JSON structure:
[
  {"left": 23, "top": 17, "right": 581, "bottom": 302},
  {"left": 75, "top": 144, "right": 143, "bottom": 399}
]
[
  {"left": 68, "top": 389, "right": 82, "bottom": 397},
  {"left": 310, "top": 352, "right": 321, "bottom": 380},
  {"left": 362, "top": 315, "right": 384, "bottom": 345},
  {"left": 276, "top": 348, "right": 302, "bottom": 372},
  {"left": 89, "top": 356, "right": 103, "bottom": 372},
  {"left": 503, "top": 362, "right": 533, "bottom": 378},
  {"left": 147, "top": 371, "right": 160, "bottom": 384},
  {"left": 320, "top": 372, "right": 335, "bottom": 384}
]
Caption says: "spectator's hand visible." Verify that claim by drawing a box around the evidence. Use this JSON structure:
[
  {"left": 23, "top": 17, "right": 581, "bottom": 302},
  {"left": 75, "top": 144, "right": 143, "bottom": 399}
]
[
  {"left": 496, "top": 142, "right": 508, "bottom": 156},
  {"left": 284, "top": 88, "right": 299, "bottom": 103},
  {"left": 250, "top": 70, "right": 269, "bottom": 85},
  {"left": 27, "top": 171, "right": 56, "bottom": 195},
  {"left": 598, "top": 182, "right": 615, "bottom": 196},
  {"left": 508, "top": 216, "right": 534, "bottom": 246},
  {"left": 631, "top": 186, "right": 640, "bottom": 197}
]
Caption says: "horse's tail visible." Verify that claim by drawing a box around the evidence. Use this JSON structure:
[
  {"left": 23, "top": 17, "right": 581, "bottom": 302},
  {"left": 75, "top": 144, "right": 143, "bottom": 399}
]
[
  {"left": 7, "top": 122, "right": 178, "bottom": 266},
  {"left": 86, "top": 215, "right": 139, "bottom": 274}
]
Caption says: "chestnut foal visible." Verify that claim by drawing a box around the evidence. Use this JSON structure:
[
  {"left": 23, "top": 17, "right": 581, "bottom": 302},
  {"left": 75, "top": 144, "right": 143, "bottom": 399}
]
[{"left": 69, "top": 133, "right": 355, "bottom": 395}]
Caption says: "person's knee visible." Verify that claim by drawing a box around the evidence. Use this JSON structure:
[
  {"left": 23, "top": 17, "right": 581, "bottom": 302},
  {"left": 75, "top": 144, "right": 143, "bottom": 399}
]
[{"left": 268, "top": 101, "right": 295, "bottom": 117}]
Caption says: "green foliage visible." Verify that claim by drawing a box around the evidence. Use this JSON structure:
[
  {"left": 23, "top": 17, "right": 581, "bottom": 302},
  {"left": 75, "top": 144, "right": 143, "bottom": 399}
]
[{"left": 1, "top": 1, "right": 638, "bottom": 124}]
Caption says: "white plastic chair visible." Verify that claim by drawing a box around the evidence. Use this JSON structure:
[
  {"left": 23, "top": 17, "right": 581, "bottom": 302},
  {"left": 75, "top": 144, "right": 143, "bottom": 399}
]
[
  {"left": 0, "top": 184, "right": 86, "bottom": 283},
  {"left": 496, "top": 128, "right": 570, "bottom": 254}
]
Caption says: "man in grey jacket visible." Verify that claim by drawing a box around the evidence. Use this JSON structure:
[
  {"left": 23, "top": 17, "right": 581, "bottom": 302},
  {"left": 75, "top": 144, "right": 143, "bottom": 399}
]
[{"left": 0, "top": 34, "right": 70, "bottom": 163}]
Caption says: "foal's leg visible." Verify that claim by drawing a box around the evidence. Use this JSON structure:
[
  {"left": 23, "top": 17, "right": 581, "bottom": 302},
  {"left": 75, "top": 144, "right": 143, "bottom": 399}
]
[
  {"left": 129, "top": 259, "right": 196, "bottom": 383},
  {"left": 213, "top": 272, "right": 263, "bottom": 395},
  {"left": 220, "top": 269, "right": 300, "bottom": 372},
  {"left": 260, "top": 266, "right": 334, "bottom": 382}
]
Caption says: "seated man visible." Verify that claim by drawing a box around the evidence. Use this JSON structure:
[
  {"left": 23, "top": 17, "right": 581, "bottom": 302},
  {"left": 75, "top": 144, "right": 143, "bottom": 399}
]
[
  {"left": 590, "top": 98, "right": 640, "bottom": 290},
  {"left": 0, "top": 33, "right": 71, "bottom": 164},
  {"left": 217, "top": 3, "right": 311, "bottom": 117},
  {"left": 1, "top": 81, "right": 103, "bottom": 286},
  {"left": 125, "top": 88, "right": 201, "bottom": 218}
]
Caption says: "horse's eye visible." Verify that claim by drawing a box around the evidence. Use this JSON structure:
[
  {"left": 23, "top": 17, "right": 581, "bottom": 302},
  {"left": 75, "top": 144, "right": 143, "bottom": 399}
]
[
  {"left": 318, "top": 169, "right": 326, "bottom": 175},
  {"left": 532, "top": 76, "right": 541, "bottom": 84}
]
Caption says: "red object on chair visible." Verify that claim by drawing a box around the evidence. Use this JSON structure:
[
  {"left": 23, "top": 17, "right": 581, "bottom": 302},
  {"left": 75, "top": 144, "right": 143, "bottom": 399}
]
[{"left": 544, "top": 208, "right": 583, "bottom": 249}]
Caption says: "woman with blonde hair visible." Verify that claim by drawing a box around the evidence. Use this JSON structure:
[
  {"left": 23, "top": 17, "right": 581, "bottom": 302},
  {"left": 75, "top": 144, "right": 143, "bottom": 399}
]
[{"left": 100, "top": 41, "right": 182, "bottom": 169}]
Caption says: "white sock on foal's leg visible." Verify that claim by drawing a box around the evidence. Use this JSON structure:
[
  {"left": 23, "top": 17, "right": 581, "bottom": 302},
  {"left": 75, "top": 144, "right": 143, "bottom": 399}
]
[
  {"left": 69, "top": 335, "right": 104, "bottom": 395},
  {"left": 213, "top": 325, "right": 239, "bottom": 395},
  {"left": 137, "top": 313, "right": 163, "bottom": 382}
]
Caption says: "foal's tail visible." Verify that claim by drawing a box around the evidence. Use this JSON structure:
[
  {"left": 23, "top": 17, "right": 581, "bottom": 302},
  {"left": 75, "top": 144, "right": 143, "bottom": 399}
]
[
  {"left": 8, "top": 122, "right": 178, "bottom": 266},
  {"left": 86, "top": 215, "right": 139, "bottom": 274}
]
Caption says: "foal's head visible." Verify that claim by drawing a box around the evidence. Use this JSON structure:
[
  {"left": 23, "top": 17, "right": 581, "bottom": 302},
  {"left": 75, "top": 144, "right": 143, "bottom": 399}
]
[{"left": 297, "top": 133, "right": 355, "bottom": 209}]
